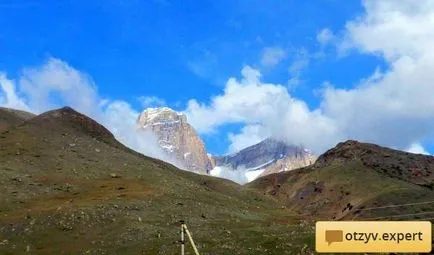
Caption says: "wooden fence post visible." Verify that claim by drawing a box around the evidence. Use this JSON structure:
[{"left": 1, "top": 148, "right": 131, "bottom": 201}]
[
  {"left": 180, "top": 220, "right": 185, "bottom": 255},
  {"left": 180, "top": 220, "right": 200, "bottom": 255}
]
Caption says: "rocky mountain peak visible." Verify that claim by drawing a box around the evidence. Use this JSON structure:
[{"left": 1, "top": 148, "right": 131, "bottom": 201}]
[
  {"left": 136, "top": 108, "right": 316, "bottom": 182},
  {"left": 137, "top": 107, "right": 211, "bottom": 173},
  {"left": 210, "top": 138, "right": 317, "bottom": 184},
  {"left": 137, "top": 107, "right": 187, "bottom": 127}
]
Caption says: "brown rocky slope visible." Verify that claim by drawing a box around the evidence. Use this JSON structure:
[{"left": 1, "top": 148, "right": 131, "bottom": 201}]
[
  {"left": 248, "top": 140, "right": 434, "bottom": 221},
  {"left": 0, "top": 107, "right": 35, "bottom": 133},
  {"left": 0, "top": 106, "right": 315, "bottom": 255}
]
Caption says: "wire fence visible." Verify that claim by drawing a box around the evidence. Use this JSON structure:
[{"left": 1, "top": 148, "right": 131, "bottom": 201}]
[
  {"left": 177, "top": 198, "right": 434, "bottom": 254},
  {"left": 276, "top": 199, "right": 434, "bottom": 221},
  {"left": 361, "top": 211, "right": 434, "bottom": 220},
  {"left": 353, "top": 200, "right": 434, "bottom": 211}
]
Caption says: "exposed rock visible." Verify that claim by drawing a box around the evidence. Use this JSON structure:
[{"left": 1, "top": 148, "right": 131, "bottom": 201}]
[
  {"left": 137, "top": 107, "right": 211, "bottom": 173},
  {"left": 210, "top": 138, "right": 316, "bottom": 183},
  {"left": 110, "top": 173, "right": 120, "bottom": 178},
  {"left": 259, "top": 150, "right": 317, "bottom": 178}
]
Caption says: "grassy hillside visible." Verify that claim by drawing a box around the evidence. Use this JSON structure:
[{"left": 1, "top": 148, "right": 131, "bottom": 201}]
[
  {"left": 248, "top": 141, "right": 434, "bottom": 221},
  {"left": 2, "top": 107, "right": 433, "bottom": 254},
  {"left": 0, "top": 107, "right": 35, "bottom": 133},
  {"left": 0, "top": 107, "right": 315, "bottom": 255}
]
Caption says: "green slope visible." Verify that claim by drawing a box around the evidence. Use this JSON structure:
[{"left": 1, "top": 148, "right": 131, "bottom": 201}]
[
  {"left": 248, "top": 141, "right": 434, "bottom": 222},
  {"left": 2, "top": 107, "right": 433, "bottom": 254},
  {"left": 0, "top": 107, "right": 315, "bottom": 255}
]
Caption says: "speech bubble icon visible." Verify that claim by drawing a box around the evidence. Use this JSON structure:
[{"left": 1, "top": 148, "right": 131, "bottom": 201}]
[{"left": 325, "top": 230, "right": 343, "bottom": 245}]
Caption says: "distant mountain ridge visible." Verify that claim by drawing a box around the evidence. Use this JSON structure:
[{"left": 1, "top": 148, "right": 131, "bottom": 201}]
[
  {"left": 212, "top": 138, "right": 310, "bottom": 169},
  {"left": 137, "top": 107, "right": 316, "bottom": 183},
  {"left": 210, "top": 138, "right": 316, "bottom": 184}
]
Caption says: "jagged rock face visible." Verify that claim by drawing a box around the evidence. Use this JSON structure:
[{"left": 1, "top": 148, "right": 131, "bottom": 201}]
[
  {"left": 136, "top": 108, "right": 315, "bottom": 181},
  {"left": 214, "top": 138, "right": 313, "bottom": 169},
  {"left": 258, "top": 152, "right": 317, "bottom": 178},
  {"left": 211, "top": 138, "right": 316, "bottom": 183},
  {"left": 137, "top": 107, "right": 211, "bottom": 173}
]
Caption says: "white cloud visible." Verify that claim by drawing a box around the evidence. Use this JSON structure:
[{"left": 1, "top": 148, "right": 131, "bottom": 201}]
[
  {"left": 341, "top": 0, "right": 434, "bottom": 61},
  {"left": 0, "top": 58, "right": 182, "bottom": 168},
  {"left": 407, "top": 142, "right": 431, "bottom": 155},
  {"left": 322, "top": 0, "right": 434, "bottom": 149},
  {"left": 317, "top": 28, "right": 335, "bottom": 45},
  {"left": 0, "top": 73, "right": 30, "bottom": 111},
  {"left": 261, "top": 46, "right": 287, "bottom": 67},
  {"left": 227, "top": 124, "right": 268, "bottom": 153},
  {"left": 210, "top": 166, "right": 250, "bottom": 185},
  {"left": 138, "top": 96, "right": 166, "bottom": 108},
  {"left": 184, "top": 0, "right": 434, "bottom": 155},
  {"left": 19, "top": 58, "right": 99, "bottom": 116},
  {"left": 2, "top": 0, "right": 434, "bottom": 164},
  {"left": 100, "top": 100, "right": 183, "bottom": 165},
  {"left": 288, "top": 57, "right": 309, "bottom": 76},
  {"left": 187, "top": 49, "right": 218, "bottom": 79},
  {"left": 185, "top": 65, "right": 341, "bottom": 153},
  {"left": 287, "top": 48, "right": 310, "bottom": 87}
]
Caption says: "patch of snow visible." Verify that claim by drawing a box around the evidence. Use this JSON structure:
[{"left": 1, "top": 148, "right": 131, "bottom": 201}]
[
  {"left": 141, "top": 107, "right": 182, "bottom": 122},
  {"left": 161, "top": 144, "right": 175, "bottom": 152},
  {"left": 151, "top": 120, "right": 180, "bottom": 125},
  {"left": 141, "top": 108, "right": 162, "bottom": 122},
  {"left": 184, "top": 152, "right": 191, "bottom": 159},
  {"left": 304, "top": 148, "right": 313, "bottom": 154}
]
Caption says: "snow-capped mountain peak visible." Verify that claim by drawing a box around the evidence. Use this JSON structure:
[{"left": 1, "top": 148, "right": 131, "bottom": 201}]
[
  {"left": 137, "top": 107, "right": 212, "bottom": 173},
  {"left": 138, "top": 107, "right": 186, "bottom": 127},
  {"left": 136, "top": 107, "right": 316, "bottom": 183},
  {"left": 209, "top": 138, "right": 317, "bottom": 184}
]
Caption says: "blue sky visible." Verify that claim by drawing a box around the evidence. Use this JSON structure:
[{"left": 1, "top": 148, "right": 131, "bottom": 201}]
[
  {"left": 1, "top": 0, "right": 364, "bottom": 101},
  {"left": 1, "top": 0, "right": 433, "bottom": 156}
]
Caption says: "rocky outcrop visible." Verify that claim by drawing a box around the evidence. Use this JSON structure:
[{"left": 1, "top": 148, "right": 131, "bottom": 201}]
[
  {"left": 259, "top": 151, "right": 316, "bottom": 178},
  {"left": 137, "top": 107, "right": 212, "bottom": 173}
]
